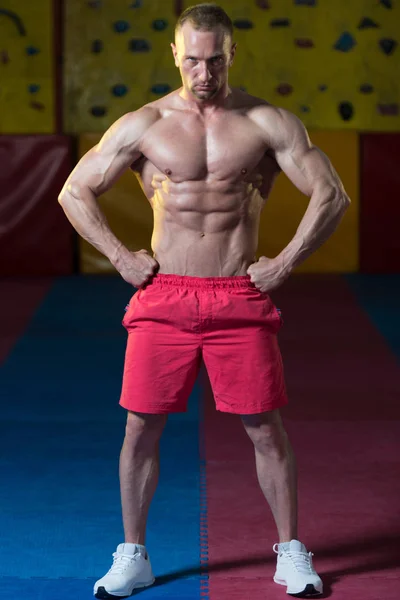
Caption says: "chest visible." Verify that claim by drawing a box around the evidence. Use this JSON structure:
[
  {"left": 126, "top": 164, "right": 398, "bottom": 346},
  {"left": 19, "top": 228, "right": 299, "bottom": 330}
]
[{"left": 139, "top": 112, "right": 267, "bottom": 182}]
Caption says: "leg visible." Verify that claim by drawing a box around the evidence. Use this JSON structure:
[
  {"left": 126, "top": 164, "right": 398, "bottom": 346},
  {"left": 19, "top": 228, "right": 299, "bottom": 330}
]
[
  {"left": 241, "top": 409, "right": 298, "bottom": 543},
  {"left": 120, "top": 410, "right": 168, "bottom": 545}
]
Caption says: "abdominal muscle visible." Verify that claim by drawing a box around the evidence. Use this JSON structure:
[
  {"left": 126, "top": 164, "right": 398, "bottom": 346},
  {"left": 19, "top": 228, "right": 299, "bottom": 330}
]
[{"left": 147, "top": 178, "right": 264, "bottom": 277}]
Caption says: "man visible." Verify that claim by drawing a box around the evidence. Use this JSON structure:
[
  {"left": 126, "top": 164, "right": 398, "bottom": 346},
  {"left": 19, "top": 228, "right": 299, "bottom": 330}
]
[{"left": 59, "top": 4, "right": 350, "bottom": 598}]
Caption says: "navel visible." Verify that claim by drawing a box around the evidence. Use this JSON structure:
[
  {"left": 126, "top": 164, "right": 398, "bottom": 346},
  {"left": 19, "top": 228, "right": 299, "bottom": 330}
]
[
  {"left": 165, "top": 168, "right": 172, "bottom": 176},
  {"left": 241, "top": 168, "right": 247, "bottom": 175}
]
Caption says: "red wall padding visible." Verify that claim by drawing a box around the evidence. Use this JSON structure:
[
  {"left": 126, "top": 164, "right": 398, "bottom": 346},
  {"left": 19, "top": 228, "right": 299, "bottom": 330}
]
[
  {"left": 360, "top": 134, "right": 400, "bottom": 272},
  {"left": 0, "top": 136, "right": 74, "bottom": 275}
]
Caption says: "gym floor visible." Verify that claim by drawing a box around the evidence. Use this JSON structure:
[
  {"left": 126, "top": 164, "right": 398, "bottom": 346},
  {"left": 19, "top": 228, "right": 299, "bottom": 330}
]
[{"left": 0, "top": 273, "right": 399, "bottom": 599}]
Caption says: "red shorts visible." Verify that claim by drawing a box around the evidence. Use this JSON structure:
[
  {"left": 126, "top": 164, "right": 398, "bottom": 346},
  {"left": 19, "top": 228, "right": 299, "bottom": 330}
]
[{"left": 120, "top": 274, "right": 288, "bottom": 415}]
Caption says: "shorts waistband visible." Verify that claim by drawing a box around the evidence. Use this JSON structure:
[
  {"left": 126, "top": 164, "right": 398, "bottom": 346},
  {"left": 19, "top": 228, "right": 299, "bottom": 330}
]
[{"left": 144, "top": 273, "right": 256, "bottom": 290}]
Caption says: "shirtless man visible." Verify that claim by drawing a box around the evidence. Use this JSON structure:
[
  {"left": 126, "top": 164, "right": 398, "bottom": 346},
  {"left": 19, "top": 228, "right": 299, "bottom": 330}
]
[{"left": 59, "top": 4, "right": 350, "bottom": 599}]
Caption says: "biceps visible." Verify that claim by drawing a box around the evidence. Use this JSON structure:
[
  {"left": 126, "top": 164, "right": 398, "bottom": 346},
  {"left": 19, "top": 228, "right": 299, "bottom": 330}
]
[
  {"left": 64, "top": 144, "right": 141, "bottom": 198},
  {"left": 276, "top": 145, "right": 341, "bottom": 197}
]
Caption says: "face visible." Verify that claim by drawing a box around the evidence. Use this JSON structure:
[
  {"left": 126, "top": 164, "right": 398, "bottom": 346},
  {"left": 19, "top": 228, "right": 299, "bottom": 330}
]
[{"left": 171, "top": 23, "right": 236, "bottom": 101}]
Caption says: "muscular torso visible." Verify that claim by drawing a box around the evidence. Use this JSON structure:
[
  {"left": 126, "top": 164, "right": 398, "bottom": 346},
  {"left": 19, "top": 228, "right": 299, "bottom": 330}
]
[{"left": 131, "top": 88, "right": 281, "bottom": 276}]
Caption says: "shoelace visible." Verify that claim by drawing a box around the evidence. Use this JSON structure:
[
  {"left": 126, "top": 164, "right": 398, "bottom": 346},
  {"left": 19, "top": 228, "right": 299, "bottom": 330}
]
[
  {"left": 107, "top": 552, "right": 141, "bottom": 575},
  {"left": 273, "top": 544, "right": 315, "bottom": 574}
]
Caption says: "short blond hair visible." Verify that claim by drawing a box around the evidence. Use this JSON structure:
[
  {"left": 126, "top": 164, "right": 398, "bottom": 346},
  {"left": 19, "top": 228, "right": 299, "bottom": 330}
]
[{"left": 175, "top": 3, "right": 233, "bottom": 39}]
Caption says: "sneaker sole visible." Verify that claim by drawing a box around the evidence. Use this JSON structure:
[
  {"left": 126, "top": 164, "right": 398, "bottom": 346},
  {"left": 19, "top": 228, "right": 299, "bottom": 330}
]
[
  {"left": 274, "top": 577, "right": 323, "bottom": 597},
  {"left": 94, "top": 577, "right": 155, "bottom": 599}
]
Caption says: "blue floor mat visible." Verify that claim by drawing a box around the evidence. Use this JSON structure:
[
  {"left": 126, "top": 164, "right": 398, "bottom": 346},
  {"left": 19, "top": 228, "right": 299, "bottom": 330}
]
[
  {"left": 345, "top": 274, "right": 400, "bottom": 359},
  {"left": 0, "top": 276, "right": 205, "bottom": 599}
]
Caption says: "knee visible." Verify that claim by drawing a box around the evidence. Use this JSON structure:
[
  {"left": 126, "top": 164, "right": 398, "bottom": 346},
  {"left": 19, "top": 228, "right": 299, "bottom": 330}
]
[
  {"left": 242, "top": 413, "right": 288, "bottom": 457},
  {"left": 124, "top": 411, "right": 167, "bottom": 450},
  {"left": 254, "top": 425, "right": 288, "bottom": 457}
]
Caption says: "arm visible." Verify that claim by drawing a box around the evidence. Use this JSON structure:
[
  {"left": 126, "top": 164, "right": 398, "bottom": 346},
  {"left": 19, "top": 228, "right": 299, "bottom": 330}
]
[
  {"left": 263, "top": 108, "right": 351, "bottom": 275},
  {"left": 58, "top": 106, "right": 159, "bottom": 270}
]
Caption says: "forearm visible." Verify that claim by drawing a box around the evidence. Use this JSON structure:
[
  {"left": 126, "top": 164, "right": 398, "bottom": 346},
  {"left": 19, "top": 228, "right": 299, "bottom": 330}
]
[
  {"left": 58, "top": 186, "right": 128, "bottom": 269},
  {"left": 278, "top": 186, "right": 350, "bottom": 273}
]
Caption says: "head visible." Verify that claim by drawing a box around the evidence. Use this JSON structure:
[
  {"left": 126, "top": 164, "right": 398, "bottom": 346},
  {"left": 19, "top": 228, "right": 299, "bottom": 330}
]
[{"left": 171, "top": 3, "right": 236, "bottom": 102}]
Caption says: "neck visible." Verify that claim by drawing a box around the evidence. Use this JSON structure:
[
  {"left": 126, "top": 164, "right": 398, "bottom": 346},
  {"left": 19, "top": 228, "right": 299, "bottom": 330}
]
[{"left": 179, "top": 84, "right": 233, "bottom": 115}]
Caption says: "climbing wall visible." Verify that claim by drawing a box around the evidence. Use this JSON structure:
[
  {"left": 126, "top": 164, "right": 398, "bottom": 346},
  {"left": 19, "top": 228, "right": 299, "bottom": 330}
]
[
  {"left": 64, "top": 0, "right": 399, "bottom": 132},
  {"left": 225, "top": 0, "right": 400, "bottom": 130},
  {"left": 0, "top": 0, "right": 55, "bottom": 133},
  {"left": 64, "top": 0, "right": 182, "bottom": 133}
]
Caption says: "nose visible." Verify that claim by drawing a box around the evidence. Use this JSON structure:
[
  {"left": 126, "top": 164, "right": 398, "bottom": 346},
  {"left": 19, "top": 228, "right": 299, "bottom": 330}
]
[{"left": 198, "top": 63, "right": 212, "bottom": 83}]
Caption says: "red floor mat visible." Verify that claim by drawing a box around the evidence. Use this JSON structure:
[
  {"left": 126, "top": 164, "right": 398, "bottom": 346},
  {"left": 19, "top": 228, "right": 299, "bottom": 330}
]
[
  {"left": 0, "top": 278, "right": 52, "bottom": 363},
  {"left": 201, "top": 275, "right": 400, "bottom": 599}
]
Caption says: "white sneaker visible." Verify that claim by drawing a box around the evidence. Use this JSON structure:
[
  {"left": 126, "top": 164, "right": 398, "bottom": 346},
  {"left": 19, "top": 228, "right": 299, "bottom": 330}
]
[
  {"left": 273, "top": 539, "right": 323, "bottom": 596},
  {"left": 93, "top": 543, "right": 155, "bottom": 599}
]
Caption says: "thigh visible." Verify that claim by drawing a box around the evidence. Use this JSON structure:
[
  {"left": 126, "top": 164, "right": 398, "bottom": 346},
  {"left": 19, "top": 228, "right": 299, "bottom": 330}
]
[
  {"left": 120, "top": 286, "right": 202, "bottom": 414},
  {"left": 202, "top": 289, "right": 288, "bottom": 415}
]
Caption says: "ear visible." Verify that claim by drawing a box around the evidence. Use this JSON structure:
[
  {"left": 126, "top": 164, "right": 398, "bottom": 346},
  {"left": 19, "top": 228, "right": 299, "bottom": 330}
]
[
  {"left": 171, "top": 43, "right": 179, "bottom": 67},
  {"left": 229, "top": 42, "right": 237, "bottom": 67}
]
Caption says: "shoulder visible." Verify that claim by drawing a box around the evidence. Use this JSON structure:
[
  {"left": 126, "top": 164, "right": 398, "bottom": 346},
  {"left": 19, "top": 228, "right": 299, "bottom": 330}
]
[
  {"left": 141, "top": 89, "right": 183, "bottom": 117},
  {"left": 103, "top": 105, "right": 162, "bottom": 150},
  {"left": 246, "top": 103, "right": 310, "bottom": 150},
  {"left": 122, "top": 104, "right": 162, "bottom": 129},
  {"left": 247, "top": 102, "right": 304, "bottom": 132},
  {"left": 230, "top": 91, "right": 300, "bottom": 138}
]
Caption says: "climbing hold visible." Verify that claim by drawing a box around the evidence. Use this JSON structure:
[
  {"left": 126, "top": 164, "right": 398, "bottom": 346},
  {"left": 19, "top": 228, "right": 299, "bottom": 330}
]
[
  {"left": 91, "top": 39, "right": 103, "bottom": 53},
  {"left": 28, "top": 84, "right": 40, "bottom": 94},
  {"left": 87, "top": 0, "right": 102, "bottom": 7},
  {"left": 255, "top": 0, "right": 270, "bottom": 8},
  {"left": 270, "top": 19, "right": 291, "bottom": 27},
  {"left": 333, "top": 32, "right": 356, "bottom": 52},
  {"left": 358, "top": 17, "right": 379, "bottom": 29},
  {"left": 377, "top": 103, "right": 398, "bottom": 116},
  {"left": 276, "top": 83, "right": 293, "bottom": 96},
  {"left": 239, "top": 85, "right": 247, "bottom": 91},
  {"left": 379, "top": 38, "right": 397, "bottom": 55},
  {"left": 294, "top": 0, "right": 316, "bottom": 5},
  {"left": 1, "top": 50, "right": 10, "bottom": 64},
  {"left": 338, "top": 102, "right": 353, "bottom": 121},
  {"left": 152, "top": 19, "right": 168, "bottom": 31},
  {"left": 0, "top": 8, "right": 27, "bottom": 35},
  {"left": 26, "top": 46, "right": 40, "bottom": 56},
  {"left": 30, "top": 101, "right": 45, "bottom": 111},
  {"left": 113, "top": 20, "right": 130, "bottom": 33},
  {"left": 318, "top": 84, "right": 328, "bottom": 91},
  {"left": 129, "top": 0, "right": 143, "bottom": 7},
  {"left": 300, "top": 105, "right": 310, "bottom": 113},
  {"left": 151, "top": 83, "right": 171, "bottom": 95},
  {"left": 90, "top": 106, "right": 107, "bottom": 117},
  {"left": 295, "top": 38, "right": 314, "bottom": 48},
  {"left": 379, "top": 0, "right": 392, "bottom": 8},
  {"left": 233, "top": 19, "right": 254, "bottom": 30},
  {"left": 112, "top": 84, "right": 128, "bottom": 97},
  {"left": 129, "top": 39, "right": 151, "bottom": 52},
  {"left": 359, "top": 83, "right": 374, "bottom": 94}
]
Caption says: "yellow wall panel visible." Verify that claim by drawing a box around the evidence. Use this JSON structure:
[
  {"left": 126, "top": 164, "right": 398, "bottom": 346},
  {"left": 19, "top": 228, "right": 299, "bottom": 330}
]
[
  {"left": 0, "top": 1, "right": 54, "bottom": 133},
  {"left": 66, "top": 0, "right": 400, "bottom": 132},
  {"left": 258, "top": 131, "right": 359, "bottom": 272},
  {"left": 64, "top": 1, "right": 181, "bottom": 133},
  {"left": 78, "top": 131, "right": 359, "bottom": 274}
]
